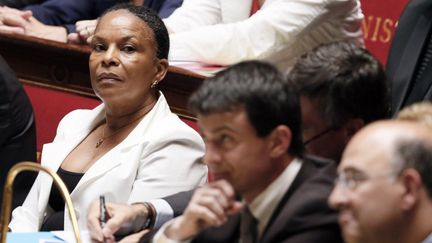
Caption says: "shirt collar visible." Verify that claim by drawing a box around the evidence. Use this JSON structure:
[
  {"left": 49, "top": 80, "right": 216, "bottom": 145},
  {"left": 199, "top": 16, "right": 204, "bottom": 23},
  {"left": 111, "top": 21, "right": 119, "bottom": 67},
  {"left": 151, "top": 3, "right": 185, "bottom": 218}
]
[{"left": 248, "top": 157, "right": 302, "bottom": 238}]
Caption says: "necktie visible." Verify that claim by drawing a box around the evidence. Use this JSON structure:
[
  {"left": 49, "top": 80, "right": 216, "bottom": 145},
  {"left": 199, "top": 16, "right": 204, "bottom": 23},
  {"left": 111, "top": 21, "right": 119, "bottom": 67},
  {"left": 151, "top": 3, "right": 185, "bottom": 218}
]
[
  {"left": 405, "top": 30, "right": 432, "bottom": 106},
  {"left": 250, "top": 0, "right": 260, "bottom": 16},
  {"left": 240, "top": 207, "right": 258, "bottom": 243}
]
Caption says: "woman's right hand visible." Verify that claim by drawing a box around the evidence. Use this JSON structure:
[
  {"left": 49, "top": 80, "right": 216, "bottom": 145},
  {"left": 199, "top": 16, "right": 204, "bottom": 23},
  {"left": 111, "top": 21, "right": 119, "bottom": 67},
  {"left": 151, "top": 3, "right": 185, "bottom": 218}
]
[{"left": 87, "top": 200, "right": 150, "bottom": 243}]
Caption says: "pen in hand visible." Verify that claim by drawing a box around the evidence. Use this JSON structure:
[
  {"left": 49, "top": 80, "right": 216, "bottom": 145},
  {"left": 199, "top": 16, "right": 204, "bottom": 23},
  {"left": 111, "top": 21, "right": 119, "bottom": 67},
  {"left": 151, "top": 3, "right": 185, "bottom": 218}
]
[{"left": 100, "top": 195, "right": 110, "bottom": 228}]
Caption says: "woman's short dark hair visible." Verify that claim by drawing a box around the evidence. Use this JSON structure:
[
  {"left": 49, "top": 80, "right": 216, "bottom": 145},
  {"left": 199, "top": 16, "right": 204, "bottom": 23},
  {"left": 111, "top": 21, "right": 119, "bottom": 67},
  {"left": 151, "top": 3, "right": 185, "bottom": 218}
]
[
  {"left": 189, "top": 61, "right": 304, "bottom": 157},
  {"left": 99, "top": 3, "right": 170, "bottom": 59}
]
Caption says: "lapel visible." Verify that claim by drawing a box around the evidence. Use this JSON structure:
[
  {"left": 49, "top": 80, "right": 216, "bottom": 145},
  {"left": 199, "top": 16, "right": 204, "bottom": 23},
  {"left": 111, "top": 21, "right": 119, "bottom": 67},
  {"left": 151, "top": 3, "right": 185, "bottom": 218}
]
[
  {"left": 38, "top": 105, "right": 105, "bottom": 208},
  {"left": 423, "top": 78, "right": 432, "bottom": 101},
  {"left": 260, "top": 156, "right": 337, "bottom": 243},
  {"left": 404, "top": 57, "right": 432, "bottom": 106},
  {"left": 72, "top": 93, "right": 171, "bottom": 196},
  {"left": 38, "top": 93, "right": 170, "bottom": 204},
  {"left": 193, "top": 214, "right": 240, "bottom": 243},
  {"left": 392, "top": 0, "right": 432, "bottom": 112},
  {"left": 259, "top": 158, "right": 317, "bottom": 243}
]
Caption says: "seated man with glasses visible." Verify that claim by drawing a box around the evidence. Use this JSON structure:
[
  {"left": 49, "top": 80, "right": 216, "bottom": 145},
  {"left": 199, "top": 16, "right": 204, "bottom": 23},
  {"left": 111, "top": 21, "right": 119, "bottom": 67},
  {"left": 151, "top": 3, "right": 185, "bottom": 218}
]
[
  {"left": 288, "top": 41, "right": 389, "bottom": 163},
  {"left": 329, "top": 120, "right": 432, "bottom": 243}
]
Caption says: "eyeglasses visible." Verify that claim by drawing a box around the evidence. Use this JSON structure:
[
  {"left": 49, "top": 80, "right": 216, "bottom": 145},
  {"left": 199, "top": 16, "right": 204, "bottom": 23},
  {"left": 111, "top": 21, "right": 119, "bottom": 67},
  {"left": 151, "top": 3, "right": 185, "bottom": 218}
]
[
  {"left": 334, "top": 171, "right": 398, "bottom": 191},
  {"left": 303, "top": 126, "right": 336, "bottom": 145}
]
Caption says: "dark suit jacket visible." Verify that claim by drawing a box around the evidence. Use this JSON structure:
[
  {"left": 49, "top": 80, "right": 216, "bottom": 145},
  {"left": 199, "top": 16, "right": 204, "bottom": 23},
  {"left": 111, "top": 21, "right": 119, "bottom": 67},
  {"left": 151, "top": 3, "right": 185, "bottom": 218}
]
[
  {"left": 143, "top": 155, "right": 342, "bottom": 243},
  {"left": 0, "top": 55, "right": 37, "bottom": 210},
  {"left": 0, "top": 0, "right": 42, "bottom": 8},
  {"left": 23, "top": 0, "right": 183, "bottom": 33},
  {"left": 386, "top": 0, "right": 432, "bottom": 115},
  {"left": 143, "top": 0, "right": 183, "bottom": 18}
]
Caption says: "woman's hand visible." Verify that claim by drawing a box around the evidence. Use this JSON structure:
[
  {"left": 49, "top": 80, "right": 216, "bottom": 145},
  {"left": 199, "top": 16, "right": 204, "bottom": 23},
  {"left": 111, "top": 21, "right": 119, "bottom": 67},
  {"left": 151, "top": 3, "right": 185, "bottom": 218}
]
[{"left": 87, "top": 200, "right": 150, "bottom": 243}]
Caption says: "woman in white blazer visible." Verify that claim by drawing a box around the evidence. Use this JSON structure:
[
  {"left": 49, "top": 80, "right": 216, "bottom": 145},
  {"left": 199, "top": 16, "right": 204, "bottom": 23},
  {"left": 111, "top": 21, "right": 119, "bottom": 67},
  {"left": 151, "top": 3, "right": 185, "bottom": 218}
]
[{"left": 9, "top": 4, "right": 207, "bottom": 232}]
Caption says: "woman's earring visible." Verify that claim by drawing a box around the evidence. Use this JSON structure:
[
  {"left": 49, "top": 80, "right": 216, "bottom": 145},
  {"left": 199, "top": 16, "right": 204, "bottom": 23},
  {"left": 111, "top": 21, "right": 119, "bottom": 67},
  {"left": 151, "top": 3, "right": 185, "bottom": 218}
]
[{"left": 151, "top": 80, "right": 158, "bottom": 89}]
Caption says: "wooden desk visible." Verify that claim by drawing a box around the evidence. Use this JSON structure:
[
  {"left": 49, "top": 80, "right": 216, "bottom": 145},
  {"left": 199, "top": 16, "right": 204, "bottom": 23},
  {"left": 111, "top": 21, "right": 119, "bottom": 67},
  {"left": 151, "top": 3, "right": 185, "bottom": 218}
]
[{"left": 0, "top": 33, "right": 205, "bottom": 119}]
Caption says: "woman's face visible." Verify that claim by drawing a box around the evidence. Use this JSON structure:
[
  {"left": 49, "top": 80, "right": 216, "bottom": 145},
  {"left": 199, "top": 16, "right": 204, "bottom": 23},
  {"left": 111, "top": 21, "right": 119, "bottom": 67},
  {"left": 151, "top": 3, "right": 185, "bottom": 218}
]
[{"left": 89, "top": 10, "right": 168, "bottom": 114}]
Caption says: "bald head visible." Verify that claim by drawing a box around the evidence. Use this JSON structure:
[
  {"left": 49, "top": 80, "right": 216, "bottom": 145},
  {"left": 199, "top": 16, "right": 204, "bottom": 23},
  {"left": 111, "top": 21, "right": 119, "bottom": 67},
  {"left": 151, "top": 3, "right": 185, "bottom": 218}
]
[
  {"left": 329, "top": 120, "right": 432, "bottom": 243},
  {"left": 349, "top": 120, "right": 432, "bottom": 150},
  {"left": 344, "top": 120, "right": 432, "bottom": 183}
]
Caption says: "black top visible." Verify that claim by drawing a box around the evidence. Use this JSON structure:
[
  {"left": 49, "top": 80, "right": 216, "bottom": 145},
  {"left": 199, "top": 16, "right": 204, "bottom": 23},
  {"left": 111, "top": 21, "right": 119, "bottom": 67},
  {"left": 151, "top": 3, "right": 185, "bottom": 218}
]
[{"left": 40, "top": 167, "right": 83, "bottom": 231}]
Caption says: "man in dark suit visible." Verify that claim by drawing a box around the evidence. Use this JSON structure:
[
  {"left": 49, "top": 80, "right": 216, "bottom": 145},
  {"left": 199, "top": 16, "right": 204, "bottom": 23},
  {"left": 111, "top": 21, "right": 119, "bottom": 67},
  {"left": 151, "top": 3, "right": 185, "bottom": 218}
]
[
  {"left": 87, "top": 61, "right": 342, "bottom": 243},
  {"left": 0, "top": 55, "right": 37, "bottom": 210},
  {"left": 152, "top": 61, "right": 341, "bottom": 243},
  {"left": 386, "top": 0, "right": 432, "bottom": 115}
]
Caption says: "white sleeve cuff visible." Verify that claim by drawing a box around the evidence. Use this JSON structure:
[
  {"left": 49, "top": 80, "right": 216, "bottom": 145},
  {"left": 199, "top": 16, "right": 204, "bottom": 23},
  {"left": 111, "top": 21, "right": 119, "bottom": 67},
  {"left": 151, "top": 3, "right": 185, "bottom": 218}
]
[{"left": 149, "top": 199, "right": 174, "bottom": 229}]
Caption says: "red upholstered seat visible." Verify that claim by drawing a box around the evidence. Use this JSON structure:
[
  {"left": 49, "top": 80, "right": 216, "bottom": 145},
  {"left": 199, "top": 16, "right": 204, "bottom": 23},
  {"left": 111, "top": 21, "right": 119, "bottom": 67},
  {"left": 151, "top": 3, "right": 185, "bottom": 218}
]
[
  {"left": 23, "top": 84, "right": 201, "bottom": 153},
  {"left": 23, "top": 84, "right": 101, "bottom": 152}
]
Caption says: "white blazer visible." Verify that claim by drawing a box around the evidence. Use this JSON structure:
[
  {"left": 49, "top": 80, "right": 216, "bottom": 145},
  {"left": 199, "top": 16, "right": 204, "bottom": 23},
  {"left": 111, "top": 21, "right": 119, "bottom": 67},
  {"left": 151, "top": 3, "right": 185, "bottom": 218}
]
[
  {"left": 165, "top": 0, "right": 364, "bottom": 70},
  {"left": 9, "top": 93, "right": 207, "bottom": 232}
]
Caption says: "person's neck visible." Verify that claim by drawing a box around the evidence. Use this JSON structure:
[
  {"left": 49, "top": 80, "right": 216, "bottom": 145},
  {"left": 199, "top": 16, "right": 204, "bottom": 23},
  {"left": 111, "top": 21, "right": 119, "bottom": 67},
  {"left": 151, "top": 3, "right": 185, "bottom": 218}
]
[
  {"left": 243, "top": 154, "right": 295, "bottom": 204},
  {"left": 386, "top": 200, "right": 432, "bottom": 243},
  {"left": 104, "top": 98, "right": 156, "bottom": 130},
  {"left": 401, "top": 201, "right": 432, "bottom": 243}
]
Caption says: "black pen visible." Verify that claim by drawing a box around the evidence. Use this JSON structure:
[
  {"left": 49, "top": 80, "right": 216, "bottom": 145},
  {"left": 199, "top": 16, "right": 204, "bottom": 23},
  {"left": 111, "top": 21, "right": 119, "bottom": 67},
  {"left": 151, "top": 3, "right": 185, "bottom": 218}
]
[{"left": 100, "top": 195, "right": 109, "bottom": 228}]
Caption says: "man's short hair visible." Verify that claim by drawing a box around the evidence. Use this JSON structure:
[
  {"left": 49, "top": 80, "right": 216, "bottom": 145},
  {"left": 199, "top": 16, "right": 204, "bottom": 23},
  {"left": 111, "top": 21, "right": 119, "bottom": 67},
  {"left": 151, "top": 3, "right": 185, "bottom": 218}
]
[
  {"left": 288, "top": 41, "right": 389, "bottom": 127},
  {"left": 396, "top": 102, "right": 432, "bottom": 129},
  {"left": 394, "top": 139, "right": 432, "bottom": 197},
  {"left": 189, "top": 61, "right": 304, "bottom": 157}
]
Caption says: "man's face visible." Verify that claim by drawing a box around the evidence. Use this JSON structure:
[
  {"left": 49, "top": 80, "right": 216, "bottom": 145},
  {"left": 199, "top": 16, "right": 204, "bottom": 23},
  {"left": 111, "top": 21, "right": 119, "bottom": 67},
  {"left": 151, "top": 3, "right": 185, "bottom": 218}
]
[
  {"left": 328, "top": 130, "right": 404, "bottom": 243},
  {"left": 300, "top": 96, "right": 347, "bottom": 162},
  {"left": 198, "top": 107, "right": 277, "bottom": 201}
]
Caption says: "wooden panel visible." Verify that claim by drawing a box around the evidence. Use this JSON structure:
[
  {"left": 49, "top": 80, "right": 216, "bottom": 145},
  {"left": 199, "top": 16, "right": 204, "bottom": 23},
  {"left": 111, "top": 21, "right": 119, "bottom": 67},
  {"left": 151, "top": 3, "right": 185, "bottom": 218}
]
[{"left": 0, "top": 32, "right": 205, "bottom": 118}]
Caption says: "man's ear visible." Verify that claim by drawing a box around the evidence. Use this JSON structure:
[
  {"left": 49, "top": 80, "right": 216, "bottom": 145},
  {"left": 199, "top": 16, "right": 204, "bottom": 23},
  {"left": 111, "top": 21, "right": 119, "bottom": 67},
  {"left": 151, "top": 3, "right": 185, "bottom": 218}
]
[
  {"left": 154, "top": 58, "right": 169, "bottom": 82},
  {"left": 269, "top": 125, "right": 292, "bottom": 158},
  {"left": 343, "top": 118, "right": 365, "bottom": 140},
  {"left": 400, "top": 169, "right": 422, "bottom": 211}
]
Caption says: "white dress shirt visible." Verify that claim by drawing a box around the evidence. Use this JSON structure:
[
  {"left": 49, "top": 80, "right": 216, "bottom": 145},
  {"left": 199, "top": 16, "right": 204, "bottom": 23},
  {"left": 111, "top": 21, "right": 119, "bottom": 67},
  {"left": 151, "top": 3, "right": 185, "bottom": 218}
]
[{"left": 153, "top": 158, "right": 303, "bottom": 243}]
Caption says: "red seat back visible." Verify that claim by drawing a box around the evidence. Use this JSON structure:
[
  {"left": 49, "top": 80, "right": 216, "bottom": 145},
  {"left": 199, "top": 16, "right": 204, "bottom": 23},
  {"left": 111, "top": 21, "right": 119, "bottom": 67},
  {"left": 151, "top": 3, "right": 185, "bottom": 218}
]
[
  {"left": 23, "top": 85, "right": 101, "bottom": 152},
  {"left": 360, "top": 0, "right": 410, "bottom": 65}
]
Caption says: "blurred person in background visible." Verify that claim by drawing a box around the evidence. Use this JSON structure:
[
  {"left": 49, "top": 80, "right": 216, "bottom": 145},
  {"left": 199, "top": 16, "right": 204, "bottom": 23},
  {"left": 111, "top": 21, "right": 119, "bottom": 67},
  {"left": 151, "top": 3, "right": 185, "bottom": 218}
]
[
  {"left": 289, "top": 41, "right": 389, "bottom": 162},
  {"left": 0, "top": 0, "right": 182, "bottom": 42},
  {"left": 0, "top": 54, "right": 37, "bottom": 212}
]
